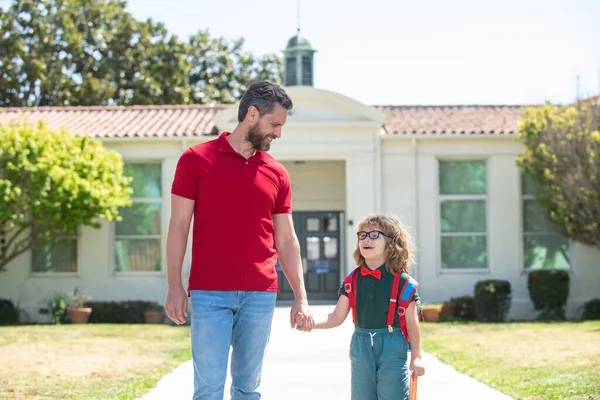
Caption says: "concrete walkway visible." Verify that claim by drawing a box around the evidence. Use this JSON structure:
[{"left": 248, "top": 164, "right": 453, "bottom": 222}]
[{"left": 139, "top": 305, "right": 513, "bottom": 400}]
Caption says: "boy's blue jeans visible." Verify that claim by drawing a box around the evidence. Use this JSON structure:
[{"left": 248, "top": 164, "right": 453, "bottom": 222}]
[
  {"left": 350, "top": 326, "right": 410, "bottom": 400},
  {"left": 189, "top": 290, "right": 277, "bottom": 400}
]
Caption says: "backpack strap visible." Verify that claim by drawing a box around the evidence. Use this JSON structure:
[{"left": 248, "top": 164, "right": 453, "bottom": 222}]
[
  {"left": 343, "top": 268, "right": 360, "bottom": 324},
  {"left": 386, "top": 272, "right": 402, "bottom": 332},
  {"left": 397, "top": 275, "right": 419, "bottom": 342}
]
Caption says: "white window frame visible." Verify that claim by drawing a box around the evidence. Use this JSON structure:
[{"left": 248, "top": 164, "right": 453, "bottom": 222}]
[
  {"left": 520, "top": 175, "right": 572, "bottom": 272},
  {"left": 113, "top": 161, "right": 164, "bottom": 276},
  {"left": 436, "top": 158, "right": 490, "bottom": 273}
]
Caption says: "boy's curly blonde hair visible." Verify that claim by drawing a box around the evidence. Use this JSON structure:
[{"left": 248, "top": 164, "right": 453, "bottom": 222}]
[{"left": 352, "top": 214, "right": 415, "bottom": 275}]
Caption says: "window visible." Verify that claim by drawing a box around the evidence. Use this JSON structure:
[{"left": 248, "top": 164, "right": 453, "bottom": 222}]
[
  {"left": 285, "top": 57, "right": 297, "bottom": 86},
  {"left": 115, "top": 163, "right": 162, "bottom": 272},
  {"left": 522, "top": 175, "right": 570, "bottom": 270},
  {"left": 323, "top": 237, "right": 338, "bottom": 260},
  {"left": 301, "top": 55, "right": 313, "bottom": 85},
  {"left": 31, "top": 232, "right": 78, "bottom": 273},
  {"left": 438, "top": 160, "right": 488, "bottom": 269}
]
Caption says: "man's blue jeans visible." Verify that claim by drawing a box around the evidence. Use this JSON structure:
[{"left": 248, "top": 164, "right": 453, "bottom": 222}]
[{"left": 189, "top": 290, "right": 277, "bottom": 400}]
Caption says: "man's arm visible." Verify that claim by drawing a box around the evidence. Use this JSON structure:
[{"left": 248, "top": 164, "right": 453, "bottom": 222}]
[
  {"left": 165, "top": 194, "right": 195, "bottom": 325},
  {"left": 273, "top": 213, "right": 313, "bottom": 329}
]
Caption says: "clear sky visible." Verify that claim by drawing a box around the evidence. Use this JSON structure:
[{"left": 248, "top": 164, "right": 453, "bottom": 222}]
[{"left": 2, "top": 0, "right": 599, "bottom": 106}]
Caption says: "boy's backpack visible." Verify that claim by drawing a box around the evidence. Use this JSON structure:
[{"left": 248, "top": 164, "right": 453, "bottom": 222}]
[{"left": 343, "top": 267, "right": 421, "bottom": 342}]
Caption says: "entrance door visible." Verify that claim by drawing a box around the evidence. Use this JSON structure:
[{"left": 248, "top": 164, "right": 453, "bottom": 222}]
[{"left": 277, "top": 211, "right": 343, "bottom": 301}]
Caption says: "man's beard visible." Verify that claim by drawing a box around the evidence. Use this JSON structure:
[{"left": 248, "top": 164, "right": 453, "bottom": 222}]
[{"left": 247, "top": 126, "right": 274, "bottom": 151}]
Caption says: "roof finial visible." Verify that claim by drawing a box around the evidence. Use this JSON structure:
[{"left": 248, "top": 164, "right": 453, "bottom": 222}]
[{"left": 297, "top": 0, "right": 301, "bottom": 35}]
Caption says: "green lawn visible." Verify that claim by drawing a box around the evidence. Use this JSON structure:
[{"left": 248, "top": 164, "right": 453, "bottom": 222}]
[
  {"left": 0, "top": 324, "right": 191, "bottom": 400},
  {"left": 2, "top": 321, "right": 599, "bottom": 399},
  {"left": 421, "top": 321, "right": 600, "bottom": 400}
]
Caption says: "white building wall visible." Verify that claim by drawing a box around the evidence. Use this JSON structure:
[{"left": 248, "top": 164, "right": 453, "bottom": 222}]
[
  {"left": 381, "top": 137, "right": 600, "bottom": 320},
  {"left": 570, "top": 244, "right": 600, "bottom": 318},
  {"left": 343, "top": 153, "right": 377, "bottom": 276},
  {"left": 281, "top": 161, "right": 346, "bottom": 211}
]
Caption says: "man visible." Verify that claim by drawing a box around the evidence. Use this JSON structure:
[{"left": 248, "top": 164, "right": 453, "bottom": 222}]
[{"left": 166, "top": 80, "right": 314, "bottom": 400}]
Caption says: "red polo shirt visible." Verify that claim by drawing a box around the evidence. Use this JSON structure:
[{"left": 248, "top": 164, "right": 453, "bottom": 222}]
[{"left": 171, "top": 132, "right": 292, "bottom": 292}]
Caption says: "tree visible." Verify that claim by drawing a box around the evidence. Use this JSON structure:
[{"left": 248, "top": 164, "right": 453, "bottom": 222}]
[
  {"left": 0, "top": 0, "right": 282, "bottom": 107},
  {"left": 517, "top": 103, "right": 600, "bottom": 249},
  {"left": 0, "top": 0, "right": 192, "bottom": 106},
  {"left": 188, "top": 30, "right": 282, "bottom": 104},
  {"left": 0, "top": 121, "right": 132, "bottom": 271},
  {"left": 92, "top": 11, "right": 193, "bottom": 105}
]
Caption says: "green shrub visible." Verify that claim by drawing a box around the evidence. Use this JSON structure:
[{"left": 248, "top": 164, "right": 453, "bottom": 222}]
[
  {"left": 0, "top": 299, "right": 20, "bottom": 325},
  {"left": 450, "top": 296, "right": 477, "bottom": 321},
  {"left": 582, "top": 298, "right": 600, "bottom": 320},
  {"left": 527, "top": 270, "right": 569, "bottom": 314},
  {"left": 527, "top": 270, "right": 570, "bottom": 321},
  {"left": 85, "top": 300, "right": 157, "bottom": 323},
  {"left": 46, "top": 292, "right": 69, "bottom": 324},
  {"left": 474, "top": 280, "right": 512, "bottom": 322}
]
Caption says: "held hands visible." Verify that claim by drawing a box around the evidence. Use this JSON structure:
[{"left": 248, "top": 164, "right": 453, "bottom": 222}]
[
  {"left": 410, "top": 356, "right": 425, "bottom": 378},
  {"left": 295, "top": 313, "right": 314, "bottom": 332},
  {"left": 290, "top": 299, "right": 314, "bottom": 332}
]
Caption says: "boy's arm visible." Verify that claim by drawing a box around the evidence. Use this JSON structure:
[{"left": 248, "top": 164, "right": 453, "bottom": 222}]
[
  {"left": 299, "top": 295, "right": 350, "bottom": 330},
  {"left": 406, "top": 300, "right": 425, "bottom": 377}
]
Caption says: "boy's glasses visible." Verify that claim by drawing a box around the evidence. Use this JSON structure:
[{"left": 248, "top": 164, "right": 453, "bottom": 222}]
[{"left": 357, "top": 230, "right": 392, "bottom": 240}]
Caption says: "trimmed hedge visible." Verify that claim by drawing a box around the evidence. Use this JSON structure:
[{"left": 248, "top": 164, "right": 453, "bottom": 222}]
[
  {"left": 0, "top": 299, "right": 19, "bottom": 325},
  {"left": 85, "top": 300, "right": 161, "bottom": 323},
  {"left": 474, "top": 280, "right": 512, "bottom": 322},
  {"left": 582, "top": 298, "right": 600, "bottom": 320},
  {"left": 527, "top": 270, "right": 570, "bottom": 320}
]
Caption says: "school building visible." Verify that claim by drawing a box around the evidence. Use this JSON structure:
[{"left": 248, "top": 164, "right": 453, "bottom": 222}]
[{"left": 1, "top": 34, "right": 598, "bottom": 321}]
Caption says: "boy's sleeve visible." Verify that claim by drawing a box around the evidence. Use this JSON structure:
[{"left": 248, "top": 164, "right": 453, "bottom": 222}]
[
  {"left": 412, "top": 290, "right": 420, "bottom": 303},
  {"left": 338, "top": 281, "right": 348, "bottom": 298}
]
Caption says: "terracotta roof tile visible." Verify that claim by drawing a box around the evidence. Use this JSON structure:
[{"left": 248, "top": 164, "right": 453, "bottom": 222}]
[
  {"left": 374, "top": 105, "right": 524, "bottom": 135},
  {"left": 0, "top": 105, "right": 226, "bottom": 138},
  {"left": 0, "top": 103, "right": 528, "bottom": 138}
]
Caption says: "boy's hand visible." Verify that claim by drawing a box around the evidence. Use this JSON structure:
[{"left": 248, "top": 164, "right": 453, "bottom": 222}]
[
  {"left": 410, "top": 357, "right": 425, "bottom": 378},
  {"left": 295, "top": 313, "right": 313, "bottom": 332}
]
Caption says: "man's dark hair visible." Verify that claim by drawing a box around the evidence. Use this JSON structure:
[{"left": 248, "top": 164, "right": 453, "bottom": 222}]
[{"left": 237, "top": 81, "right": 293, "bottom": 122}]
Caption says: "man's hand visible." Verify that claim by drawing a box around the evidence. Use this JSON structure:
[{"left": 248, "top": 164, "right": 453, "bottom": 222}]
[
  {"left": 410, "top": 356, "right": 425, "bottom": 378},
  {"left": 295, "top": 313, "right": 313, "bottom": 332},
  {"left": 166, "top": 286, "right": 188, "bottom": 325},
  {"left": 290, "top": 298, "right": 314, "bottom": 330}
]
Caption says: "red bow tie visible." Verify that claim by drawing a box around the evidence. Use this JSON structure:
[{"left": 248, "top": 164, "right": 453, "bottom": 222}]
[{"left": 361, "top": 266, "right": 381, "bottom": 280}]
